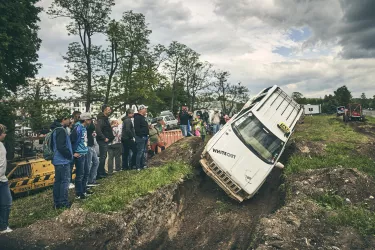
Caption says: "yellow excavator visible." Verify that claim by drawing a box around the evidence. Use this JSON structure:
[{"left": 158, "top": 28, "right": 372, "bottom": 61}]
[{"left": 6, "top": 135, "right": 75, "bottom": 196}]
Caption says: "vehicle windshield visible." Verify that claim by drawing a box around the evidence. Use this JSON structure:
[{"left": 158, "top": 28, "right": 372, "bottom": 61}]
[{"left": 232, "top": 112, "right": 284, "bottom": 164}]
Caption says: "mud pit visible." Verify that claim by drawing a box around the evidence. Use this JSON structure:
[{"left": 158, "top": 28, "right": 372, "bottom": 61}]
[{"left": 0, "top": 137, "right": 284, "bottom": 250}]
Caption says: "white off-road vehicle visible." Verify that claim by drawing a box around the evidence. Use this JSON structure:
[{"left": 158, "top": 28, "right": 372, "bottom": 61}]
[{"left": 200, "top": 85, "right": 303, "bottom": 202}]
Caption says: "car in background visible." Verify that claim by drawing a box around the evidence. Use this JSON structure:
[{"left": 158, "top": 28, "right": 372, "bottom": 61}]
[
  {"left": 160, "top": 110, "right": 175, "bottom": 118},
  {"left": 157, "top": 115, "right": 178, "bottom": 130}
]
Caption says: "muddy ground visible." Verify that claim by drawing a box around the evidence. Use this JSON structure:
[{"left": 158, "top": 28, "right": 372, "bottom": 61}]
[{"left": 1, "top": 121, "right": 375, "bottom": 250}]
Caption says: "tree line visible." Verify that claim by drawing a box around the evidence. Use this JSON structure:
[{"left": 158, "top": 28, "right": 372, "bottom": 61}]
[
  {"left": 292, "top": 85, "right": 375, "bottom": 113},
  {"left": 0, "top": 0, "right": 249, "bottom": 158}
]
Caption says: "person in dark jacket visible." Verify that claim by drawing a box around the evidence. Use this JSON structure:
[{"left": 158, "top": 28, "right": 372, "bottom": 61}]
[
  {"left": 121, "top": 109, "right": 137, "bottom": 170},
  {"left": 179, "top": 108, "right": 193, "bottom": 137},
  {"left": 95, "top": 105, "right": 114, "bottom": 179},
  {"left": 134, "top": 105, "right": 149, "bottom": 170},
  {"left": 50, "top": 113, "right": 72, "bottom": 209}
]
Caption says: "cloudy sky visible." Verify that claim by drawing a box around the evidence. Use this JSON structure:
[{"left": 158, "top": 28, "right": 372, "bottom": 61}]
[{"left": 37, "top": 0, "right": 375, "bottom": 99}]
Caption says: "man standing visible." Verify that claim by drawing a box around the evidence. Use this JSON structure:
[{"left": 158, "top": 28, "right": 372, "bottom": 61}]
[
  {"left": 0, "top": 124, "right": 13, "bottom": 233},
  {"left": 134, "top": 105, "right": 149, "bottom": 170},
  {"left": 86, "top": 120, "right": 99, "bottom": 187},
  {"left": 71, "top": 113, "right": 92, "bottom": 199},
  {"left": 122, "top": 109, "right": 137, "bottom": 170},
  {"left": 96, "top": 105, "right": 114, "bottom": 179},
  {"left": 202, "top": 109, "right": 210, "bottom": 125},
  {"left": 211, "top": 110, "right": 221, "bottom": 134},
  {"left": 179, "top": 107, "right": 192, "bottom": 137},
  {"left": 49, "top": 114, "right": 73, "bottom": 209}
]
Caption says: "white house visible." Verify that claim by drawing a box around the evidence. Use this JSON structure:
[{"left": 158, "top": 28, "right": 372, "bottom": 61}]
[{"left": 304, "top": 104, "right": 321, "bottom": 115}]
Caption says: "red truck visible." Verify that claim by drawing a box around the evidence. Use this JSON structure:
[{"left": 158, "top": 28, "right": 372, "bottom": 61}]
[{"left": 343, "top": 103, "right": 365, "bottom": 122}]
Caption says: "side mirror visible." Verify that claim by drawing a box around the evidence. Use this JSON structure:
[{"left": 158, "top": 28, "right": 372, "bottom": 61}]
[{"left": 275, "top": 162, "right": 285, "bottom": 169}]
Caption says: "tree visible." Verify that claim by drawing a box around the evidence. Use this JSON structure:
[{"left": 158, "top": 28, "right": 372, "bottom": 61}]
[
  {"left": 48, "top": 0, "right": 115, "bottom": 111},
  {"left": 291, "top": 92, "right": 305, "bottom": 103},
  {"left": 360, "top": 92, "right": 368, "bottom": 108},
  {"left": 212, "top": 71, "right": 249, "bottom": 115},
  {"left": 17, "top": 78, "right": 57, "bottom": 131},
  {"left": 334, "top": 85, "right": 352, "bottom": 106},
  {"left": 0, "top": 0, "right": 42, "bottom": 95},
  {"left": 0, "top": 0, "right": 42, "bottom": 159},
  {"left": 165, "top": 41, "right": 189, "bottom": 111}
]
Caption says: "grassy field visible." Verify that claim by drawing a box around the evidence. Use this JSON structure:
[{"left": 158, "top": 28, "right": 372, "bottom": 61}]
[
  {"left": 287, "top": 115, "right": 375, "bottom": 237},
  {"left": 10, "top": 161, "right": 192, "bottom": 228},
  {"left": 285, "top": 115, "right": 375, "bottom": 177}
]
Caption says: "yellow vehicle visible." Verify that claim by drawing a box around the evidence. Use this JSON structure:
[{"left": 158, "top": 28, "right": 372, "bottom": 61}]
[{"left": 7, "top": 158, "right": 75, "bottom": 196}]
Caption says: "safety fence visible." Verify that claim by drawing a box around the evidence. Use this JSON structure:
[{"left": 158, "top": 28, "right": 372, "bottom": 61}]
[{"left": 159, "top": 129, "right": 184, "bottom": 149}]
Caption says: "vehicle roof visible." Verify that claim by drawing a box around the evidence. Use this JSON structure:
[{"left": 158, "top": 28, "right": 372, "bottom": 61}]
[{"left": 251, "top": 85, "right": 303, "bottom": 141}]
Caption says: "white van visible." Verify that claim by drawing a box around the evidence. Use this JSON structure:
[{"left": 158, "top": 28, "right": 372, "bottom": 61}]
[{"left": 200, "top": 85, "right": 303, "bottom": 202}]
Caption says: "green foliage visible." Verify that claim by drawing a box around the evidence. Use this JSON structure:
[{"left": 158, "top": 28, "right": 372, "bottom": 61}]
[
  {"left": 10, "top": 188, "right": 71, "bottom": 228},
  {"left": 16, "top": 78, "right": 57, "bottom": 131},
  {"left": 334, "top": 85, "right": 352, "bottom": 106},
  {"left": 285, "top": 116, "right": 375, "bottom": 177},
  {"left": 84, "top": 162, "right": 193, "bottom": 213},
  {"left": 315, "top": 194, "right": 375, "bottom": 236},
  {"left": 48, "top": 0, "right": 115, "bottom": 111},
  {"left": 0, "top": 0, "right": 42, "bottom": 95}
]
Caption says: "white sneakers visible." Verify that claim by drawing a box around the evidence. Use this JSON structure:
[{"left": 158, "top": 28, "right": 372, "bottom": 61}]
[
  {"left": 69, "top": 183, "right": 75, "bottom": 189},
  {"left": 0, "top": 227, "right": 13, "bottom": 234}
]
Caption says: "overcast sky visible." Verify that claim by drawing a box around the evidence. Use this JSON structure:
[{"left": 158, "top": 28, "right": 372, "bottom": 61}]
[{"left": 37, "top": 0, "right": 375, "bottom": 99}]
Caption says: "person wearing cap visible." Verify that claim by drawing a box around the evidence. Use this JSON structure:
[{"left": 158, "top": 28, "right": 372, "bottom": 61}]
[
  {"left": 121, "top": 109, "right": 137, "bottom": 170},
  {"left": 71, "top": 112, "right": 92, "bottom": 199},
  {"left": 211, "top": 109, "right": 221, "bottom": 134},
  {"left": 96, "top": 105, "right": 115, "bottom": 179},
  {"left": 49, "top": 112, "right": 73, "bottom": 209},
  {"left": 0, "top": 124, "right": 13, "bottom": 233},
  {"left": 134, "top": 104, "right": 149, "bottom": 170}
]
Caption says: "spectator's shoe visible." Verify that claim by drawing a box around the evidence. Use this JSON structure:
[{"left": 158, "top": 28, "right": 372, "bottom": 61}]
[
  {"left": 0, "top": 227, "right": 13, "bottom": 234},
  {"left": 137, "top": 168, "right": 141, "bottom": 171},
  {"left": 69, "top": 183, "right": 75, "bottom": 189},
  {"left": 54, "top": 204, "right": 71, "bottom": 210},
  {"left": 75, "top": 194, "right": 87, "bottom": 200},
  {"left": 86, "top": 190, "right": 95, "bottom": 195},
  {"left": 143, "top": 166, "right": 148, "bottom": 169},
  {"left": 87, "top": 182, "right": 100, "bottom": 187}
]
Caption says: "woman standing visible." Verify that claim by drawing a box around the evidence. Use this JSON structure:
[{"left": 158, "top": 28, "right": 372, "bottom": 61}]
[
  {"left": 148, "top": 122, "right": 166, "bottom": 156},
  {"left": 0, "top": 124, "right": 12, "bottom": 234},
  {"left": 107, "top": 120, "right": 122, "bottom": 174}
]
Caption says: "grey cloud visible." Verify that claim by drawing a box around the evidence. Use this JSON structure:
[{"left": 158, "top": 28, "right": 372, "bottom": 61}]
[{"left": 214, "top": 0, "right": 375, "bottom": 59}]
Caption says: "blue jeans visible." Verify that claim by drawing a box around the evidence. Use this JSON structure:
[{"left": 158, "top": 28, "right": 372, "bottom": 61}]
[
  {"left": 74, "top": 156, "right": 88, "bottom": 196},
  {"left": 180, "top": 125, "right": 188, "bottom": 137},
  {"left": 0, "top": 181, "right": 12, "bottom": 230},
  {"left": 212, "top": 124, "right": 220, "bottom": 134},
  {"left": 135, "top": 136, "right": 148, "bottom": 169},
  {"left": 86, "top": 147, "right": 99, "bottom": 184},
  {"left": 53, "top": 164, "right": 71, "bottom": 207},
  {"left": 122, "top": 139, "right": 137, "bottom": 170}
]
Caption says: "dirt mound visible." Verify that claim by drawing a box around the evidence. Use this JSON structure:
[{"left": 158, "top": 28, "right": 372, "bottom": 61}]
[
  {"left": 255, "top": 168, "right": 375, "bottom": 249},
  {"left": 0, "top": 137, "right": 205, "bottom": 250},
  {"left": 294, "top": 140, "right": 327, "bottom": 156},
  {"left": 137, "top": 168, "right": 284, "bottom": 250}
]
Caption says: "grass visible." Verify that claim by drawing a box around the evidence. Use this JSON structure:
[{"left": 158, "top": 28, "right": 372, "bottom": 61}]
[
  {"left": 84, "top": 162, "right": 193, "bottom": 213},
  {"left": 10, "top": 162, "right": 193, "bottom": 228},
  {"left": 285, "top": 115, "right": 375, "bottom": 177},
  {"left": 315, "top": 194, "right": 375, "bottom": 236},
  {"left": 10, "top": 189, "right": 71, "bottom": 228}
]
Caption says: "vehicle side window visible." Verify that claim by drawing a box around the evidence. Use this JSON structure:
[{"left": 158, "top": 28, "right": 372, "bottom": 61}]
[{"left": 164, "top": 117, "right": 170, "bottom": 121}]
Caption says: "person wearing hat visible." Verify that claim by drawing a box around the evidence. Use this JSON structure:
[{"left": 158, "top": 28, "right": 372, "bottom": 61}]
[
  {"left": 134, "top": 104, "right": 149, "bottom": 170},
  {"left": 71, "top": 112, "right": 92, "bottom": 199},
  {"left": 211, "top": 109, "right": 221, "bottom": 134},
  {"left": 96, "top": 104, "right": 115, "bottom": 179},
  {"left": 0, "top": 124, "right": 13, "bottom": 233},
  {"left": 49, "top": 112, "right": 73, "bottom": 209}
]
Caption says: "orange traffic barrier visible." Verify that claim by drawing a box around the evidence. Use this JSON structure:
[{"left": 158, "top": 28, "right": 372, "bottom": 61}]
[{"left": 160, "top": 129, "right": 184, "bottom": 148}]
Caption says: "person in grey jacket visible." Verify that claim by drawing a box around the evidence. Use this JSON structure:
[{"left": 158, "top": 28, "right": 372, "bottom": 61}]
[
  {"left": 121, "top": 109, "right": 137, "bottom": 170},
  {"left": 0, "top": 124, "right": 12, "bottom": 234}
]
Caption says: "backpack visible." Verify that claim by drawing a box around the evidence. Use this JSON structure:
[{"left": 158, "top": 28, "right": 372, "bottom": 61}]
[{"left": 42, "top": 127, "right": 63, "bottom": 160}]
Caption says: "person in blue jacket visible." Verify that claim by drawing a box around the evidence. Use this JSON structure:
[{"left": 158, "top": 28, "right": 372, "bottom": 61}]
[
  {"left": 50, "top": 113, "right": 73, "bottom": 209},
  {"left": 70, "top": 113, "right": 92, "bottom": 199}
]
